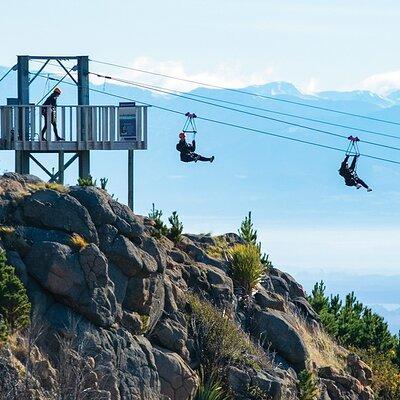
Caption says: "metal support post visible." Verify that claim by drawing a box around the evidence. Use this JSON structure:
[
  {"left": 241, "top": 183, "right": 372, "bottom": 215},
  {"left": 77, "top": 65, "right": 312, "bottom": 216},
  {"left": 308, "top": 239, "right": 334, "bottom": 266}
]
[
  {"left": 16, "top": 56, "right": 30, "bottom": 173},
  {"left": 77, "top": 56, "right": 90, "bottom": 177},
  {"left": 128, "top": 150, "right": 134, "bottom": 211},
  {"left": 58, "top": 151, "right": 65, "bottom": 184},
  {"left": 79, "top": 151, "right": 90, "bottom": 179}
]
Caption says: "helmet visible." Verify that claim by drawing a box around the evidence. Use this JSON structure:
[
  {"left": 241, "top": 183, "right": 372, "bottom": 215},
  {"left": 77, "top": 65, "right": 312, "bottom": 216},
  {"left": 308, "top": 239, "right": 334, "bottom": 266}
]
[
  {"left": 54, "top": 87, "right": 62, "bottom": 94},
  {"left": 179, "top": 132, "right": 186, "bottom": 139}
]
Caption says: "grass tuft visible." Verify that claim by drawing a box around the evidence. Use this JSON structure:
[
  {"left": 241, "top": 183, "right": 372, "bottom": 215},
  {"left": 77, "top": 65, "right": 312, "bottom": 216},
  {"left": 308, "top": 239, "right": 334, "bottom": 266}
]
[
  {"left": 70, "top": 233, "right": 89, "bottom": 250},
  {"left": 27, "top": 182, "right": 69, "bottom": 193},
  {"left": 0, "top": 226, "right": 15, "bottom": 235}
]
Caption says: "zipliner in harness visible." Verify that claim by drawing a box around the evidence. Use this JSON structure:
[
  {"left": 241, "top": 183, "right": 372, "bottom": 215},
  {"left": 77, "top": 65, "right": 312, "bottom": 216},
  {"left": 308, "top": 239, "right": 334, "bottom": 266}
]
[
  {"left": 339, "top": 136, "right": 372, "bottom": 191},
  {"left": 176, "top": 112, "right": 214, "bottom": 164}
]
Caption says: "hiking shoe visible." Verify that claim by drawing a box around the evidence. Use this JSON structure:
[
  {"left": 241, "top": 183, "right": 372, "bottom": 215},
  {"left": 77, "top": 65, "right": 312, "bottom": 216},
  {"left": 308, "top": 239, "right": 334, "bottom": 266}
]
[
  {"left": 367, "top": 188, "right": 372, "bottom": 192},
  {"left": 210, "top": 156, "right": 215, "bottom": 163}
]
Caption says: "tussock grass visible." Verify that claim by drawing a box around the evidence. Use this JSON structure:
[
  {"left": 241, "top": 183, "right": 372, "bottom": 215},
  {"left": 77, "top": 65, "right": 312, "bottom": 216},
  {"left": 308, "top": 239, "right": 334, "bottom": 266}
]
[
  {"left": 187, "top": 294, "right": 268, "bottom": 370},
  {"left": 227, "top": 244, "right": 266, "bottom": 294},
  {"left": 27, "top": 182, "right": 69, "bottom": 193},
  {"left": 206, "top": 236, "right": 230, "bottom": 260},
  {"left": 0, "top": 225, "right": 15, "bottom": 235},
  {"left": 70, "top": 233, "right": 89, "bottom": 250},
  {"left": 292, "top": 311, "right": 346, "bottom": 371}
]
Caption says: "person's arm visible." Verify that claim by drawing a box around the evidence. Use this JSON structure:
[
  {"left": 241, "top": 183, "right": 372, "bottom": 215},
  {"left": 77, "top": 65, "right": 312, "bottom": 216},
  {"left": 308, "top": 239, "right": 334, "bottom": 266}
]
[{"left": 190, "top": 140, "right": 196, "bottom": 152}]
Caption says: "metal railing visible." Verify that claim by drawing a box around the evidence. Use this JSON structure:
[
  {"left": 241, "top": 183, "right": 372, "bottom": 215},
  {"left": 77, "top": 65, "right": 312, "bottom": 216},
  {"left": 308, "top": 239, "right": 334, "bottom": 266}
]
[{"left": 0, "top": 105, "right": 148, "bottom": 150}]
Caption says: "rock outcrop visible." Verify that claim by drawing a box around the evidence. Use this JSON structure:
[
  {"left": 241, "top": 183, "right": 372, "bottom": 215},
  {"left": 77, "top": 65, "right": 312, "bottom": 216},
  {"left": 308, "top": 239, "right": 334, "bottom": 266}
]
[{"left": 0, "top": 174, "right": 374, "bottom": 400}]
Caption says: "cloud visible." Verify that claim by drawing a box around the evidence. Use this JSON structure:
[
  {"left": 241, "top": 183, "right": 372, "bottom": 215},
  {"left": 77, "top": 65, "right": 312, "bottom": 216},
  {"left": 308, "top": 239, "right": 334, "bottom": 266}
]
[
  {"left": 360, "top": 70, "right": 400, "bottom": 94},
  {"left": 91, "top": 56, "right": 275, "bottom": 93}
]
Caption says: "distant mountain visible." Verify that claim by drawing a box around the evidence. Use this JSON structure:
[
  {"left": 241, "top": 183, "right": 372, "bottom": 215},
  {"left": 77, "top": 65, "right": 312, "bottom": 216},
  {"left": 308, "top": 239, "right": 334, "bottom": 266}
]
[
  {"left": 316, "top": 90, "right": 393, "bottom": 108},
  {"left": 245, "top": 81, "right": 306, "bottom": 97}
]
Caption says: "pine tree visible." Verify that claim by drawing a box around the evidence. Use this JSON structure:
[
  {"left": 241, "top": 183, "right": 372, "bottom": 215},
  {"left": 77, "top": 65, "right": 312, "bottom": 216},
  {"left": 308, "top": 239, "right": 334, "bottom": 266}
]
[
  {"left": 238, "top": 212, "right": 257, "bottom": 245},
  {"left": 0, "top": 251, "right": 31, "bottom": 332},
  {"left": 298, "top": 370, "right": 320, "bottom": 400},
  {"left": 148, "top": 203, "right": 168, "bottom": 238},
  {"left": 168, "top": 211, "right": 183, "bottom": 243}
]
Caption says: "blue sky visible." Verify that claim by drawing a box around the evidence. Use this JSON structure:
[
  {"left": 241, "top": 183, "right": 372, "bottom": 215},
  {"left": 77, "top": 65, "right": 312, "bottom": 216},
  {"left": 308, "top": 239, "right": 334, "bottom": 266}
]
[
  {"left": 1, "top": 0, "right": 400, "bottom": 93},
  {"left": 1, "top": 1, "right": 400, "bottom": 281}
]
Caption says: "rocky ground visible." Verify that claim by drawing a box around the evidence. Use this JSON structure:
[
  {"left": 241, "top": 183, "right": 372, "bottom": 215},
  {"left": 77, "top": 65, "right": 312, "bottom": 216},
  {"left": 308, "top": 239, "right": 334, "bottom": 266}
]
[{"left": 0, "top": 173, "right": 374, "bottom": 400}]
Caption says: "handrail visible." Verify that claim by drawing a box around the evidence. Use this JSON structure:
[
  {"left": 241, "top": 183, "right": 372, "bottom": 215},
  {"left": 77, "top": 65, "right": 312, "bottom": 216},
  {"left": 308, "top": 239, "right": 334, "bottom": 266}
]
[{"left": 0, "top": 105, "right": 148, "bottom": 150}]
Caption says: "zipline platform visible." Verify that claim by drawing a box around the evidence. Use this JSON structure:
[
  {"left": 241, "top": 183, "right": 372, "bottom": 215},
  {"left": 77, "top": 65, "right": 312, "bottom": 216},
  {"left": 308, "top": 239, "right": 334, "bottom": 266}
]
[{"left": 0, "top": 104, "right": 148, "bottom": 151}]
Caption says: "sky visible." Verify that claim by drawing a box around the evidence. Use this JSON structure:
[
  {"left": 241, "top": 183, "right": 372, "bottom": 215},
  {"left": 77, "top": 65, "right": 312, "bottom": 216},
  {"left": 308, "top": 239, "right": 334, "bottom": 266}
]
[
  {"left": 1, "top": 0, "right": 400, "bottom": 94},
  {"left": 0, "top": 0, "right": 400, "bottom": 283}
]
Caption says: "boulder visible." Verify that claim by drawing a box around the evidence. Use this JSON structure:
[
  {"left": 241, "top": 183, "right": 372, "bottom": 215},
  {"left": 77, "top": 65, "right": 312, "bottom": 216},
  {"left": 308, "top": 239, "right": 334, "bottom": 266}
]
[
  {"left": 254, "top": 286, "right": 286, "bottom": 312},
  {"left": 69, "top": 186, "right": 116, "bottom": 227},
  {"left": 24, "top": 241, "right": 116, "bottom": 327},
  {"left": 20, "top": 190, "right": 98, "bottom": 244},
  {"left": 253, "top": 309, "right": 308, "bottom": 372},
  {"left": 153, "top": 346, "right": 198, "bottom": 400}
]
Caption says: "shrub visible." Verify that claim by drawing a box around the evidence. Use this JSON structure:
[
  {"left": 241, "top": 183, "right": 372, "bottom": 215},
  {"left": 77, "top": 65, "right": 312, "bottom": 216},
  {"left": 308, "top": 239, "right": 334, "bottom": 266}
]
[
  {"left": 298, "top": 370, "right": 320, "bottom": 400},
  {"left": 78, "top": 175, "right": 96, "bottom": 187},
  {"left": 227, "top": 244, "right": 266, "bottom": 294},
  {"left": 187, "top": 294, "right": 265, "bottom": 370},
  {"left": 168, "top": 211, "right": 183, "bottom": 243},
  {"left": 356, "top": 348, "right": 400, "bottom": 399},
  {"left": 0, "top": 251, "right": 31, "bottom": 332},
  {"left": 70, "top": 233, "right": 89, "bottom": 250},
  {"left": 0, "top": 317, "right": 8, "bottom": 345},
  {"left": 148, "top": 203, "right": 168, "bottom": 238}
]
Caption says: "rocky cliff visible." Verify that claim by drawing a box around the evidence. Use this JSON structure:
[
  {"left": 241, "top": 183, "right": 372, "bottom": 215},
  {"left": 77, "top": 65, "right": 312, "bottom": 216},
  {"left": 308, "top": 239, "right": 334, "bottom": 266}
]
[{"left": 0, "top": 173, "right": 374, "bottom": 400}]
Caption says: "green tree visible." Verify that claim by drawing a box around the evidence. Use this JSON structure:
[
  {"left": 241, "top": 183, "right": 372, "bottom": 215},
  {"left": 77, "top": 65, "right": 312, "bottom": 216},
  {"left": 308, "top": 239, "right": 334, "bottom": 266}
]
[
  {"left": 238, "top": 212, "right": 257, "bottom": 245},
  {"left": 0, "top": 251, "right": 31, "bottom": 332},
  {"left": 238, "top": 212, "right": 272, "bottom": 269},
  {"left": 298, "top": 370, "right": 320, "bottom": 400},
  {"left": 148, "top": 203, "right": 168, "bottom": 238},
  {"left": 168, "top": 211, "right": 183, "bottom": 243}
]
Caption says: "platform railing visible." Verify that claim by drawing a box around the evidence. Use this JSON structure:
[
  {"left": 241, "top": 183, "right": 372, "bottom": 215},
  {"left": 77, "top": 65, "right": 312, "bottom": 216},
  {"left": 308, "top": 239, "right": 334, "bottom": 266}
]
[{"left": 0, "top": 105, "right": 147, "bottom": 150}]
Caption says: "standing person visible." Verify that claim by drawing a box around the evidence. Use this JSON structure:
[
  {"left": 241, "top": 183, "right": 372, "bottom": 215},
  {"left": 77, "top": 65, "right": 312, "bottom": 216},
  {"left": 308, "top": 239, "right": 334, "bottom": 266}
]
[
  {"left": 176, "top": 132, "right": 214, "bottom": 163},
  {"left": 339, "top": 155, "right": 372, "bottom": 191},
  {"left": 41, "top": 87, "right": 63, "bottom": 141}
]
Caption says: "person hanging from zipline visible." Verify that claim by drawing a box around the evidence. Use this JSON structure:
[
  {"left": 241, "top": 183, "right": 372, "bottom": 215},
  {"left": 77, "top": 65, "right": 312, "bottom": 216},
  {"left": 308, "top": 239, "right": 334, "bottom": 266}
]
[
  {"left": 339, "top": 136, "right": 372, "bottom": 191},
  {"left": 41, "top": 87, "right": 64, "bottom": 141},
  {"left": 176, "top": 132, "right": 214, "bottom": 163},
  {"left": 176, "top": 112, "right": 214, "bottom": 163}
]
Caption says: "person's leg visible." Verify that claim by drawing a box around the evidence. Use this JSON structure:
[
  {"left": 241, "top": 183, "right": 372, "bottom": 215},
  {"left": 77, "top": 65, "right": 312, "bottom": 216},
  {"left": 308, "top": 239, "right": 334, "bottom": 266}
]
[
  {"left": 355, "top": 177, "right": 369, "bottom": 189},
  {"left": 41, "top": 115, "right": 48, "bottom": 140},
  {"left": 51, "top": 115, "right": 62, "bottom": 140},
  {"left": 192, "top": 153, "right": 213, "bottom": 162}
]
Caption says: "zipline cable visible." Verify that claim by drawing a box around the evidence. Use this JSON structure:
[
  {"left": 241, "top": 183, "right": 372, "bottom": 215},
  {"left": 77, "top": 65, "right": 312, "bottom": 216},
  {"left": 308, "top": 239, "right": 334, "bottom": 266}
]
[
  {"left": 90, "top": 58, "right": 400, "bottom": 127},
  {"left": 32, "top": 60, "right": 400, "bottom": 140},
  {"left": 89, "top": 72, "right": 400, "bottom": 153},
  {"left": 0, "top": 65, "right": 17, "bottom": 85},
  {"left": 32, "top": 72, "right": 400, "bottom": 166},
  {"left": 36, "top": 69, "right": 74, "bottom": 104}
]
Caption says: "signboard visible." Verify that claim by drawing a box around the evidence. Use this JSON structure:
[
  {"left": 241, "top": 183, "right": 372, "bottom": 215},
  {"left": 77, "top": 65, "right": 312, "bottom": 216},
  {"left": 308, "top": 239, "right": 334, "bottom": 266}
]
[{"left": 118, "top": 102, "right": 137, "bottom": 141}]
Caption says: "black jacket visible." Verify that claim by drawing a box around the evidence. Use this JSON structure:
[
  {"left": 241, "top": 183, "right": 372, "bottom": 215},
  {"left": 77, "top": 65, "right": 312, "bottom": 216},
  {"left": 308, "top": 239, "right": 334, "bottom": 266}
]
[
  {"left": 41, "top": 93, "right": 58, "bottom": 115},
  {"left": 339, "top": 161, "right": 357, "bottom": 186},
  {"left": 176, "top": 139, "right": 196, "bottom": 154}
]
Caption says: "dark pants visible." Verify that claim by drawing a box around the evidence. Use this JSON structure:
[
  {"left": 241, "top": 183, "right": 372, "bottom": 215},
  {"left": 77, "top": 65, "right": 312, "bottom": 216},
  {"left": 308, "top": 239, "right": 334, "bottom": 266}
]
[
  {"left": 41, "top": 113, "right": 59, "bottom": 139},
  {"left": 181, "top": 153, "right": 212, "bottom": 163},
  {"left": 354, "top": 176, "right": 369, "bottom": 189}
]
